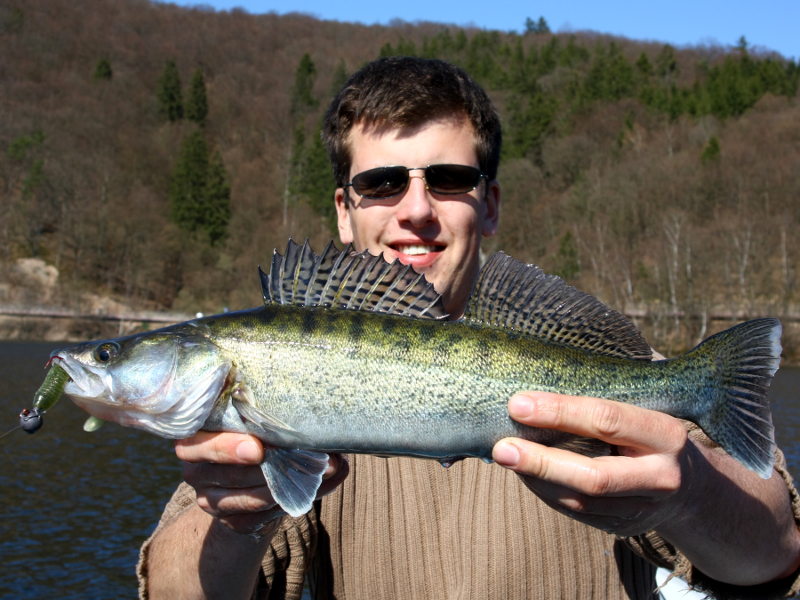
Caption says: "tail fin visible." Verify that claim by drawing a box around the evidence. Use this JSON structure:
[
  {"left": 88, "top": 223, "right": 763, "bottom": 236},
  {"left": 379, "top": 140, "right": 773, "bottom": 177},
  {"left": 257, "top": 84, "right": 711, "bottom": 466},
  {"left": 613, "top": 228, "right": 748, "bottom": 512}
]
[{"left": 687, "top": 318, "right": 781, "bottom": 479}]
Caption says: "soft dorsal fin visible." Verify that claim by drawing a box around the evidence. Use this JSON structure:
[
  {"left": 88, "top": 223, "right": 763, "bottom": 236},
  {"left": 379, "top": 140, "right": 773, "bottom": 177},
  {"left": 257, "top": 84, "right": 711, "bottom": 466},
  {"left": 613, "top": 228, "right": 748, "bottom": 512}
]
[
  {"left": 464, "top": 252, "right": 652, "bottom": 360},
  {"left": 260, "top": 239, "right": 448, "bottom": 319}
]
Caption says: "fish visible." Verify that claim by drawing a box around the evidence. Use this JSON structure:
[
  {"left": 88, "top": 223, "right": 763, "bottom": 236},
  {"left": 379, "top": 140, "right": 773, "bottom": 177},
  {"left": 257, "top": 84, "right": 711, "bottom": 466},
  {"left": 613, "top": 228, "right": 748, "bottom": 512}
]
[{"left": 42, "top": 240, "right": 780, "bottom": 518}]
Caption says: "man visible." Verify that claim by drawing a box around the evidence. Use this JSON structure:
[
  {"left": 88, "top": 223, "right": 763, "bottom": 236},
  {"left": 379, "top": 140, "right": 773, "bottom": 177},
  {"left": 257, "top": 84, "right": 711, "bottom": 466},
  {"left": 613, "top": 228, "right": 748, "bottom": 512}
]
[{"left": 139, "top": 57, "right": 800, "bottom": 599}]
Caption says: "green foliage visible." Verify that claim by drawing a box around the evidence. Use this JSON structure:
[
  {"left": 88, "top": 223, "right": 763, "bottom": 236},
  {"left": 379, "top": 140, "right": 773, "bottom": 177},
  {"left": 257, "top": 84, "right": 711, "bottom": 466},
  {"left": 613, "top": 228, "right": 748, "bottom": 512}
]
[
  {"left": 701, "top": 136, "right": 721, "bottom": 163},
  {"left": 700, "top": 51, "right": 798, "bottom": 118},
  {"left": 582, "top": 42, "right": 635, "bottom": 102},
  {"left": 655, "top": 45, "right": 678, "bottom": 78},
  {"left": 380, "top": 38, "right": 418, "bottom": 58},
  {"left": 7, "top": 130, "right": 46, "bottom": 197},
  {"left": 185, "top": 68, "right": 208, "bottom": 125},
  {"left": 169, "top": 130, "right": 230, "bottom": 244},
  {"left": 203, "top": 151, "right": 231, "bottom": 245},
  {"left": 288, "top": 127, "right": 336, "bottom": 225},
  {"left": 525, "top": 16, "right": 550, "bottom": 35},
  {"left": 7, "top": 130, "right": 45, "bottom": 161},
  {"left": 93, "top": 58, "right": 113, "bottom": 80},
  {"left": 329, "top": 60, "right": 349, "bottom": 97},
  {"left": 158, "top": 60, "right": 183, "bottom": 121},
  {"left": 285, "top": 54, "right": 335, "bottom": 224},
  {"left": 554, "top": 231, "right": 580, "bottom": 280},
  {"left": 635, "top": 52, "right": 653, "bottom": 77},
  {"left": 504, "top": 91, "right": 556, "bottom": 163},
  {"left": 290, "top": 53, "right": 318, "bottom": 120}
]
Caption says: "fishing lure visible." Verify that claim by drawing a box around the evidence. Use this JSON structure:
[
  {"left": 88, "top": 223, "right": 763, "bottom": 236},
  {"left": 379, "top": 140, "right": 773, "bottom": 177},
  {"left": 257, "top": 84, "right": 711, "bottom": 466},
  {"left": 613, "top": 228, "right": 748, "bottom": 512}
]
[{"left": 19, "top": 360, "right": 70, "bottom": 434}]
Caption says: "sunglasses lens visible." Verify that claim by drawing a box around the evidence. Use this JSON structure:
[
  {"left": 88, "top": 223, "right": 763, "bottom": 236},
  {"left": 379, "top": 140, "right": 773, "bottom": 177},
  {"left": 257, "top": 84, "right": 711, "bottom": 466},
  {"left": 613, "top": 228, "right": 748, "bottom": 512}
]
[
  {"left": 425, "top": 164, "right": 483, "bottom": 194},
  {"left": 351, "top": 167, "right": 409, "bottom": 199},
  {"left": 348, "top": 164, "right": 485, "bottom": 199}
]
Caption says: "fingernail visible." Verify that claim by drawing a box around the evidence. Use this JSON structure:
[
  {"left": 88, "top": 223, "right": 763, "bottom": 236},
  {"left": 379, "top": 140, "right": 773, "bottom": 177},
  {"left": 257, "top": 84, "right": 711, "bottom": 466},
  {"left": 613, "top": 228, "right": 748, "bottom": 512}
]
[
  {"left": 493, "top": 441, "right": 520, "bottom": 467},
  {"left": 236, "top": 440, "right": 262, "bottom": 462},
  {"left": 509, "top": 394, "right": 533, "bottom": 418}
]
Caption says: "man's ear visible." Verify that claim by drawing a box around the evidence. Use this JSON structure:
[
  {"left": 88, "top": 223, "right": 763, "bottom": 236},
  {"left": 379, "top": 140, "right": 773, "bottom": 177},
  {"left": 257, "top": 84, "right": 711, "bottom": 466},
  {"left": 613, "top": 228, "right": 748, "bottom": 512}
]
[
  {"left": 482, "top": 180, "right": 501, "bottom": 238},
  {"left": 335, "top": 188, "right": 354, "bottom": 244}
]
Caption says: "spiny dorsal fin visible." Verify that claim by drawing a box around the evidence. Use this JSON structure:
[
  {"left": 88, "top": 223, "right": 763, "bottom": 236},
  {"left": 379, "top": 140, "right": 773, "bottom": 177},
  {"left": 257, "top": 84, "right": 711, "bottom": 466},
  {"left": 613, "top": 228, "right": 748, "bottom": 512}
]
[
  {"left": 260, "top": 239, "right": 448, "bottom": 319},
  {"left": 464, "top": 252, "right": 652, "bottom": 360}
]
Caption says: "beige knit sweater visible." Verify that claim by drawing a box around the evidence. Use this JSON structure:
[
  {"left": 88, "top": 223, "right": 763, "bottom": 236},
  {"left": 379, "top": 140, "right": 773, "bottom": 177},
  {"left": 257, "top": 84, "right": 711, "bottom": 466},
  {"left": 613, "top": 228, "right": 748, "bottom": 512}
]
[{"left": 139, "top": 447, "right": 800, "bottom": 600}]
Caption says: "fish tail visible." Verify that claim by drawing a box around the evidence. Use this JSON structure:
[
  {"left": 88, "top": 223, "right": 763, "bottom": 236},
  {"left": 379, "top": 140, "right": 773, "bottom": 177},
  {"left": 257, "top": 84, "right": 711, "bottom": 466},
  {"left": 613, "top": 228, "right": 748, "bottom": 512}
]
[{"left": 682, "top": 318, "right": 781, "bottom": 478}]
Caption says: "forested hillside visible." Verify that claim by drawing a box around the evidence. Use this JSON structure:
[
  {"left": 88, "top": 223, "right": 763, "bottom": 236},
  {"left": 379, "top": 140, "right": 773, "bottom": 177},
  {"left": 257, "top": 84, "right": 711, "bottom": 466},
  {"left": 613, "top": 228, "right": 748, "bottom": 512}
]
[{"left": 1, "top": 0, "right": 798, "bottom": 356}]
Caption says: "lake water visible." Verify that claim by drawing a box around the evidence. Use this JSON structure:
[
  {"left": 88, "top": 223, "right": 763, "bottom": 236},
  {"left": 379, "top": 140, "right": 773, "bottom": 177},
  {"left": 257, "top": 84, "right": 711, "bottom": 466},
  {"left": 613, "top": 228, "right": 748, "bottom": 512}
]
[{"left": 0, "top": 340, "right": 799, "bottom": 599}]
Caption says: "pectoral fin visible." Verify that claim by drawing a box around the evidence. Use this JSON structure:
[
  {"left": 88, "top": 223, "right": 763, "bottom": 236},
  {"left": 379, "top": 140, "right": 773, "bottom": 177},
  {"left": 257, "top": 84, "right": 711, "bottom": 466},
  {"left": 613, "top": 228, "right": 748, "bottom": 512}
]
[{"left": 260, "top": 448, "right": 330, "bottom": 518}]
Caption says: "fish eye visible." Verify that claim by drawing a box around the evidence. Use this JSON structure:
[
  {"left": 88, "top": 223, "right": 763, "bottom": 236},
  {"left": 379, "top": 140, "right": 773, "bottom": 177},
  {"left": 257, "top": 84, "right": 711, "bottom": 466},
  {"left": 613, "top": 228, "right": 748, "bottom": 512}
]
[{"left": 94, "top": 342, "right": 120, "bottom": 363}]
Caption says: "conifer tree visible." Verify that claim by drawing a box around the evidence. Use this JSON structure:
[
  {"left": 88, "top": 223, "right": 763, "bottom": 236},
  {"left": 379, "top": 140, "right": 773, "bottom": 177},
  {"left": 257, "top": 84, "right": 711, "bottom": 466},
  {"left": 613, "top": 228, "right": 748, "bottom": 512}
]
[
  {"left": 635, "top": 52, "right": 653, "bottom": 77},
  {"left": 169, "top": 131, "right": 230, "bottom": 244},
  {"left": 170, "top": 130, "right": 207, "bottom": 232},
  {"left": 290, "top": 54, "right": 318, "bottom": 121},
  {"left": 285, "top": 53, "right": 336, "bottom": 225},
  {"left": 299, "top": 132, "right": 336, "bottom": 222},
  {"left": 701, "top": 136, "right": 721, "bottom": 163},
  {"left": 525, "top": 16, "right": 550, "bottom": 34},
  {"left": 555, "top": 231, "right": 580, "bottom": 280},
  {"left": 504, "top": 91, "right": 556, "bottom": 163},
  {"left": 329, "top": 60, "right": 349, "bottom": 97},
  {"left": 158, "top": 60, "right": 183, "bottom": 121},
  {"left": 203, "top": 150, "right": 231, "bottom": 245},
  {"left": 186, "top": 68, "right": 209, "bottom": 126},
  {"left": 94, "top": 58, "right": 113, "bottom": 81}
]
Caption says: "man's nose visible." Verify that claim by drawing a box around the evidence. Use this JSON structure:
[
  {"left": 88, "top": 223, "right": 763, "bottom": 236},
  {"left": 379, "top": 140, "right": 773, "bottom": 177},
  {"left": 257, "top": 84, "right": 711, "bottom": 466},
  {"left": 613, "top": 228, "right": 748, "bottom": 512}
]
[{"left": 395, "top": 171, "right": 436, "bottom": 225}]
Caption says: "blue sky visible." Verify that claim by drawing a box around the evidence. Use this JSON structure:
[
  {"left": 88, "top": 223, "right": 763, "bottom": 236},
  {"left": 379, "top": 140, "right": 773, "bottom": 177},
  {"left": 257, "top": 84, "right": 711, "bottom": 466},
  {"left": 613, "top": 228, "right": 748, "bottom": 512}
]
[{"left": 163, "top": 0, "right": 798, "bottom": 60}]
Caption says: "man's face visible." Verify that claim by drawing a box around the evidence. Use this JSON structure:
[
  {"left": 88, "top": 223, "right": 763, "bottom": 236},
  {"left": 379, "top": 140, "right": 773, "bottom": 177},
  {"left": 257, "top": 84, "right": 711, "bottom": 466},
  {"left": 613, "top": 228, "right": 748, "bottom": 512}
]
[{"left": 334, "top": 117, "right": 500, "bottom": 316}]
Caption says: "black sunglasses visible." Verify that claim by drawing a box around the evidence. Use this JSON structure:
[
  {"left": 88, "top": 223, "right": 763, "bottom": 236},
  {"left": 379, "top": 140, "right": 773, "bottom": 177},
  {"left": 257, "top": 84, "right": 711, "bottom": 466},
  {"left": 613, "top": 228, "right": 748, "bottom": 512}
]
[{"left": 344, "top": 164, "right": 486, "bottom": 200}]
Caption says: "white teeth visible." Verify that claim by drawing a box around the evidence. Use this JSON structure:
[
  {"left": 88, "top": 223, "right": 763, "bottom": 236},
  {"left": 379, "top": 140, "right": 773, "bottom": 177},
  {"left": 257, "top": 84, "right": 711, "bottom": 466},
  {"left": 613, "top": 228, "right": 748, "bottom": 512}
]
[{"left": 396, "top": 245, "right": 439, "bottom": 256}]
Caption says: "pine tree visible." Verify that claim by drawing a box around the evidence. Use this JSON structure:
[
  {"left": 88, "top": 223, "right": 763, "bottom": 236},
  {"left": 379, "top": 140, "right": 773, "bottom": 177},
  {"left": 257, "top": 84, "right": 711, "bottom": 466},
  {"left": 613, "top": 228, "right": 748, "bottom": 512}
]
[
  {"left": 287, "top": 126, "right": 336, "bottom": 223},
  {"left": 290, "top": 54, "right": 318, "bottom": 121},
  {"left": 555, "top": 231, "right": 580, "bottom": 280},
  {"left": 504, "top": 90, "right": 556, "bottom": 163},
  {"left": 158, "top": 60, "right": 183, "bottom": 121},
  {"left": 93, "top": 58, "right": 113, "bottom": 81},
  {"left": 525, "top": 16, "right": 550, "bottom": 35},
  {"left": 170, "top": 130, "right": 207, "bottom": 232},
  {"left": 329, "top": 60, "right": 349, "bottom": 98},
  {"left": 169, "top": 131, "right": 231, "bottom": 245},
  {"left": 203, "top": 150, "right": 231, "bottom": 245},
  {"left": 701, "top": 136, "right": 721, "bottom": 163},
  {"left": 300, "top": 132, "right": 336, "bottom": 222},
  {"left": 635, "top": 52, "right": 653, "bottom": 77},
  {"left": 185, "top": 68, "right": 209, "bottom": 126}
]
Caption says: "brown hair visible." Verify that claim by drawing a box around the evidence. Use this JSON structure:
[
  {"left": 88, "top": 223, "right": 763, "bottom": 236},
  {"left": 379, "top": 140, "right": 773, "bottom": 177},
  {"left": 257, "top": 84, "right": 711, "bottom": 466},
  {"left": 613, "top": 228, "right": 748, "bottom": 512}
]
[{"left": 322, "top": 57, "right": 502, "bottom": 187}]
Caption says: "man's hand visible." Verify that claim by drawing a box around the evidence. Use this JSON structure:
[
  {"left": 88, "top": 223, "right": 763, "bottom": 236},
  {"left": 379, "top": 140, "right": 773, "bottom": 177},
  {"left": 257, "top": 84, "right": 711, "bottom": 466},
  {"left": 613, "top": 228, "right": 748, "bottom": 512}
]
[
  {"left": 492, "top": 391, "right": 800, "bottom": 586},
  {"left": 176, "top": 432, "right": 349, "bottom": 535},
  {"left": 492, "top": 391, "right": 691, "bottom": 536}
]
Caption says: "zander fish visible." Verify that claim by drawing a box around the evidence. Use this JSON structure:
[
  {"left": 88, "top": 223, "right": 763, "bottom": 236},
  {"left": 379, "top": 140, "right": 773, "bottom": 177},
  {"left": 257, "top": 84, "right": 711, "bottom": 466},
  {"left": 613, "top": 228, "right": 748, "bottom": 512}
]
[{"left": 38, "top": 240, "right": 780, "bottom": 517}]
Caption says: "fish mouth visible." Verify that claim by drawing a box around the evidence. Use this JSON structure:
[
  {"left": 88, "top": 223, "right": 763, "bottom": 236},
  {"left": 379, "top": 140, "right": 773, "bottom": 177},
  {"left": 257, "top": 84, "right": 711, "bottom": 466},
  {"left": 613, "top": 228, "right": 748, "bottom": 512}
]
[{"left": 53, "top": 353, "right": 116, "bottom": 405}]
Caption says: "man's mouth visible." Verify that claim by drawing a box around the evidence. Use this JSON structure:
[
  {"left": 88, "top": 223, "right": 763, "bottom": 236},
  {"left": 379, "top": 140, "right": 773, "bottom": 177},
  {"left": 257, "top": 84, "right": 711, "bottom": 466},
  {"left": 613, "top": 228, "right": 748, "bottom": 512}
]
[
  {"left": 393, "top": 243, "right": 442, "bottom": 255},
  {"left": 388, "top": 243, "right": 445, "bottom": 268}
]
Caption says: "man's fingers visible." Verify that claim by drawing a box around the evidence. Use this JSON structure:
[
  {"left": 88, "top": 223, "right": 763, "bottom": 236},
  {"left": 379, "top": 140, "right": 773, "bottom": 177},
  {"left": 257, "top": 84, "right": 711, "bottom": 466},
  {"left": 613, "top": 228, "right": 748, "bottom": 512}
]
[
  {"left": 507, "top": 392, "right": 687, "bottom": 453},
  {"left": 198, "top": 484, "right": 278, "bottom": 516},
  {"left": 175, "top": 431, "right": 265, "bottom": 464},
  {"left": 493, "top": 438, "right": 683, "bottom": 497}
]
